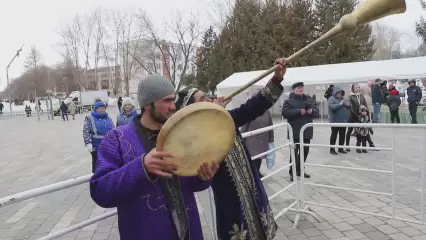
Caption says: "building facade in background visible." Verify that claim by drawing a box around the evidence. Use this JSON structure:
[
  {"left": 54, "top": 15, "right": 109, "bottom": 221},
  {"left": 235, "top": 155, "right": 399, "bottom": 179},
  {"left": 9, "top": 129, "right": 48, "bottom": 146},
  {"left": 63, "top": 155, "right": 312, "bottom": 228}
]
[
  {"left": 82, "top": 66, "right": 121, "bottom": 95},
  {"left": 120, "top": 38, "right": 198, "bottom": 94}
]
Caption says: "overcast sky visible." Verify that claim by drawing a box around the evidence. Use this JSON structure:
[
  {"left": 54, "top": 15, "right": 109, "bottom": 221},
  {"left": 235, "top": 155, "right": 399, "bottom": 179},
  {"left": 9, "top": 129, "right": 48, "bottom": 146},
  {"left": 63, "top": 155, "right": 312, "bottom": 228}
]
[{"left": 0, "top": 0, "right": 424, "bottom": 90}]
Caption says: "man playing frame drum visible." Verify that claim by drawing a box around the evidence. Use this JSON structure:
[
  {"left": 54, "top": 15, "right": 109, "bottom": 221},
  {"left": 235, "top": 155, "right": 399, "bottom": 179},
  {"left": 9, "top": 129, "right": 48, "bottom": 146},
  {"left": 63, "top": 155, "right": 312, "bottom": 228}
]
[
  {"left": 90, "top": 74, "right": 219, "bottom": 240},
  {"left": 175, "top": 58, "right": 287, "bottom": 240}
]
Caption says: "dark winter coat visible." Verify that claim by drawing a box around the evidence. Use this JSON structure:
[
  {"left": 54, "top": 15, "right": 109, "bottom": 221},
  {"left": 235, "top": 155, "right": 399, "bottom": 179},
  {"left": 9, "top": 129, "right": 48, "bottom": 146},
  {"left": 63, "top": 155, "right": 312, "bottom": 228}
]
[
  {"left": 371, "top": 84, "right": 384, "bottom": 104},
  {"left": 60, "top": 103, "right": 68, "bottom": 113},
  {"left": 407, "top": 85, "right": 422, "bottom": 104},
  {"left": 282, "top": 93, "right": 319, "bottom": 140},
  {"left": 387, "top": 95, "right": 402, "bottom": 111},
  {"left": 348, "top": 93, "right": 367, "bottom": 122},
  {"left": 324, "top": 87, "right": 333, "bottom": 100},
  {"left": 327, "top": 86, "right": 350, "bottom": 123}
]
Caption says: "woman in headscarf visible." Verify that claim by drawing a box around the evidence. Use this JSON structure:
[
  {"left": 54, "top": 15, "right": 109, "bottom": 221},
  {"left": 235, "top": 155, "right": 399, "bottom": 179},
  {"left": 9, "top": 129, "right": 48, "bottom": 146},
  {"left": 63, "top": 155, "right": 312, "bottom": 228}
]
[
  {"left": 362, "top": 86, "right": 378, "bottom": 150},
  {"left": 116, "top": 98, "right": 137, "bottom": 126},
  {"left": 345, "top": 83, "right": 367, "bottom": 151}
]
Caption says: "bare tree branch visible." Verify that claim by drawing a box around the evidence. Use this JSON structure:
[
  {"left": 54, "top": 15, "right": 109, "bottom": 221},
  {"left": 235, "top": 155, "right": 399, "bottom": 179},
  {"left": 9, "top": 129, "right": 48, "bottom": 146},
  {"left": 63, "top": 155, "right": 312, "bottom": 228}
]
[
  {"left": 137, "top": 9, "right": 200, "bottom": 91},
  {"left": 112, "top": 9, "right": 143, "bottom": 95}
]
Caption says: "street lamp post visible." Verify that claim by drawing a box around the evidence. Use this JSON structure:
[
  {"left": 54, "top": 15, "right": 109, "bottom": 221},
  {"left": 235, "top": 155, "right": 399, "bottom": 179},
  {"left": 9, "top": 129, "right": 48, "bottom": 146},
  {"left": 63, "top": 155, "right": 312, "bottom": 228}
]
[{"left": 5, "top": 45, "right": 24, "bottom": 116}]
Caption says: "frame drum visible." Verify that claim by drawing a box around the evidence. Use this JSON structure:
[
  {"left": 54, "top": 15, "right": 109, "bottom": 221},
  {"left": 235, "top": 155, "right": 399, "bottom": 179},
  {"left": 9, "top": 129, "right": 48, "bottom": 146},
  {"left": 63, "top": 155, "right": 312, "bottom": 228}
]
[{"left": 157, "top": 102, "right": 236, "bottom": 176}]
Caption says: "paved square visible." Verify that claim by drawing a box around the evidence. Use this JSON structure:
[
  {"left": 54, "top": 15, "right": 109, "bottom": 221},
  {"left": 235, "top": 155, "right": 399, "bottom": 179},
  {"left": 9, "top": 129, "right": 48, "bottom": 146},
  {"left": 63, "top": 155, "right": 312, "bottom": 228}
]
[{"left": 1, "top": 110, "right": 426, "bottom": 239}]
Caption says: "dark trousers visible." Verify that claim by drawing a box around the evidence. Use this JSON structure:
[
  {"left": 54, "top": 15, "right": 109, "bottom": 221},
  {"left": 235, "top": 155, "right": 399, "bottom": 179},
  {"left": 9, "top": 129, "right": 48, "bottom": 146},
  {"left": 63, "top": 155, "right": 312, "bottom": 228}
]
[
  {"left": 289, "top": 139, "right": 311, "bottom": 176},
  {"left": 390, "top": 110, "right": 400, "bottom": 123},
  {"left": 62, "top": 112, "right": 68, "bottom": 121},
  {"left": 252, "top": 158, "right": 262, "bottom": 172},
  {"left": 408, "top": 103, "right": 418, "bottom": 123},
  {"left": 91, "top": 151, "right": 97, "bottom": 173},
  {"left": 345, "top": 118, "right": 354, "bottom": 146},
  {"left": 330, "top": 127, "right": 346, "bottom": 151},
  {"left": 356, "top": 136, "right": 367, "bottom": 147},
  {"left": 346, "top": 127, "right": 353, "bottom": 146}
]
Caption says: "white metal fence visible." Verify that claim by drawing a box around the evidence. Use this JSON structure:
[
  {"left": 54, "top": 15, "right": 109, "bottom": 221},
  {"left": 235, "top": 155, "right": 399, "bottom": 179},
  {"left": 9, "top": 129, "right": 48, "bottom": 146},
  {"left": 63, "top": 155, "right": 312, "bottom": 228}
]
[
  {"left": 0, "top": 122, "right": 310, "bottom": 240},
  {"left": 2, "top": 122, "right": 426, "bottom": 239},
  {"left": 297, "top": 122, "right": 426, "bottom": 226}
]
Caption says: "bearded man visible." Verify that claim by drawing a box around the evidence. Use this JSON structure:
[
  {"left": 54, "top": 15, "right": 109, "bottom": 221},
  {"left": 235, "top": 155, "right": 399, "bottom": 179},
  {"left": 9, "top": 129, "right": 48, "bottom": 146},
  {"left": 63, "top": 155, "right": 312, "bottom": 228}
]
[
  {"left": 174, "top": 59, "right": 287, "bottom": 240},
  {"left": 90, "top": 74, "right": 218, "bottom": 240}
]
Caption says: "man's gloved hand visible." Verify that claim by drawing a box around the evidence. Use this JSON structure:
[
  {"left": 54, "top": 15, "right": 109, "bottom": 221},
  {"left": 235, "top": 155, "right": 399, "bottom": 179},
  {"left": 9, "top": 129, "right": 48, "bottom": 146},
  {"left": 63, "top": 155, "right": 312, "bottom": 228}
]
[{"left": 86, "top": 144, "right": 93, "bottom": 152}]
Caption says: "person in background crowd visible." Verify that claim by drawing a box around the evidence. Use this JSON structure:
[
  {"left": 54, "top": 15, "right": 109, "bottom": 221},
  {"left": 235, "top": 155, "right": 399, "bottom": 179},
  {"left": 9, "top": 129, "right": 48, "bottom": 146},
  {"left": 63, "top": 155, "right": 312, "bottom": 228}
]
[
  {"left": 324, "top": 85, "right": 334, "bottom": 100},
  {"left": 380, "top": 81, "right": 389, "bottom": 101},
  {"left": 362, "top": 86, "right": 378, "bottom": 150},
  {"left": 241, "top": 91, "right": 275, "bottom": 178},
  {"left": 388, "top": 83, "right": 399, "bottom": 95},
  {"left": 387, "top": 89, "right": 401, "bottom": 123},
  {"left": 328, "top": 86, "right": 349, "bottom": 155},
  {"left": 90, "top": 74, "right": 218, "bottom": 240},
  {"left": 407, "top": 79, "right": 422, "bottom": 124},
  {"left": 25, "top": 105, "right": 32, "bottom": 117},
  {"left": 345, "top": 83, "right": 367, "bottom": 151},
  {"left": 371, "top": 79, "right": 384, "bottom": 123},
  {"left": 37, "top": 100, "right": 43, "bottom": 114},
  {"left": 69, "top": 101, "right": 76, "bottom": 120},
  {"left": 0, "top": 101, "right": 3, "bottom": 114},
  {"left": 83, "top": 101, "right": 114, "bottom": 173},
  {"left": 60, "top": 101, "right": 69, "bottom": 121},
  {"left": 354, "top": 105, "right": 373, "bottom": 153},
  {"left": 363, "top": 86, "right": 373, "bottom": 117},
  {"left": 282, "top": 82, "right": 319, "bottom": 182},
  {"left": 117, "top": 96, "right": 123, "bottom": 110},
  {"left": 116, "top": 98, "right": 137, "bottom": 126}
]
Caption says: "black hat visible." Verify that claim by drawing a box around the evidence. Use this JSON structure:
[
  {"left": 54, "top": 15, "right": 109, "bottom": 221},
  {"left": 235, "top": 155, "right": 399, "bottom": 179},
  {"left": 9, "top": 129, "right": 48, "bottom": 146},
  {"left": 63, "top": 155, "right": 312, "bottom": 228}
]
[
  {"left": 174, "top": 86, "right": 199, "bottom": 110},
  {"left": 291, "top": 82, "right": 304, "bottom": 89}
]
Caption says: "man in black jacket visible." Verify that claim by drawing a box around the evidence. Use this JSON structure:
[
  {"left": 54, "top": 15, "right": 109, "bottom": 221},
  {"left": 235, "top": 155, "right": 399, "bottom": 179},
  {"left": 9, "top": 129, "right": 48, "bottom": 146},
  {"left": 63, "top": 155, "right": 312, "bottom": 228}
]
[
  {"left": 324, "top": 85, "right": 334, "bottom": 100},
  {"left": 406, "top": 80, "right": 422, "bottom": 124},
  {"left": 371, "top": 79, "right": 384, "bottom": 123},
  {"left": 282, "top": 82, "right": 319, "bottom": 182}
]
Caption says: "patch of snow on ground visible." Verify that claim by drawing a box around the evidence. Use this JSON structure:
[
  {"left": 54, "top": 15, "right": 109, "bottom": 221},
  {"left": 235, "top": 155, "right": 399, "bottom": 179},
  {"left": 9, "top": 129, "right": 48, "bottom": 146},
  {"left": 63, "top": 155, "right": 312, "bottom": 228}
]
[{"left": 1, "top": 101, "right": 35, "bottom": 113}]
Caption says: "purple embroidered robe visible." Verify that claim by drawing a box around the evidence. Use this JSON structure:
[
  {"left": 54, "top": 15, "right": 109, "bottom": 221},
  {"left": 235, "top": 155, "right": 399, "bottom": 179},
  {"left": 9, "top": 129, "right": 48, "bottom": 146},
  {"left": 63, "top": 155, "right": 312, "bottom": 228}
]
[{"left": 90, "top": 122, "right": 210, "bottom": 240}]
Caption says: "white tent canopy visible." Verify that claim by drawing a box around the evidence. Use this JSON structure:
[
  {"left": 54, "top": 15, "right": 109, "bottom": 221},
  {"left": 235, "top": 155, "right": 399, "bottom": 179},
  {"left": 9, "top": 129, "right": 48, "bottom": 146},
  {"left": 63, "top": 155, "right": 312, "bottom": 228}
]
[
  {"left": 217, "top": 56, "right": 426, "bottom": 89},
  {"left": 216, "top": 56, "right": 426, "bottom": 112}
]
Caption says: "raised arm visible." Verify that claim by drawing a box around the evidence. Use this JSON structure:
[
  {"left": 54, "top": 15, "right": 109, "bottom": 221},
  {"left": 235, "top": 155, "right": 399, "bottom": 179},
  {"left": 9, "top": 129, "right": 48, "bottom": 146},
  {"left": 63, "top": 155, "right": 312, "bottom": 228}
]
[
  {"left": 90, "top": 129, "right": 156, "bottom": 208},
  {"left": 229, "top": 78, "right": 283, "bottom": 128}
]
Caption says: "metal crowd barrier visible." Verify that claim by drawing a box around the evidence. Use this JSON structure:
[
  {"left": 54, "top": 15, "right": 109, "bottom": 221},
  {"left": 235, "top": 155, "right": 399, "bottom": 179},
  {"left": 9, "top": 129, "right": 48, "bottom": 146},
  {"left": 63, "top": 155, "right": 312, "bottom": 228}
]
[
  {"left": 297, "top": 122, "right": 426, "bottom": 226},
  {"left": 10, "top": 122, "right": 426, "bottom": 238},
  {"left": 0, "top": 122, "right": 309, "bottom": 240},
  {"left": 241, "top": 122, "right": 319, "bottom": 226}
]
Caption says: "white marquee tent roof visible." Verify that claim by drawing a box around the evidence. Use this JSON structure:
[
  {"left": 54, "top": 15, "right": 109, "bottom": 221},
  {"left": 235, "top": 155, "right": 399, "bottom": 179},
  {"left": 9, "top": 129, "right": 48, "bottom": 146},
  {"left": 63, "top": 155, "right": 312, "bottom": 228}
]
[{"left": 217, "top": 56, "right": 426, "bottom": 89}]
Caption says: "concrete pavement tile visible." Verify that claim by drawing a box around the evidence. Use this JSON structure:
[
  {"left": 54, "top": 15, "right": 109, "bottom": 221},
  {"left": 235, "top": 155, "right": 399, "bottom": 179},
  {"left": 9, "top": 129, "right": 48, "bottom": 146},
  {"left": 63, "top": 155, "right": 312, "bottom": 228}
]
[
  {"left": 323, "top": 228, "right": 345, "bottom": 239},
  {"left": 387, "top": 233, "right": 413, "bottom": 240},
  {"left": 342, "top": 229, "right": 366, "bottom": 239},
  {"left": 375, "top": 224, "right": 401, "bottom": 235}
]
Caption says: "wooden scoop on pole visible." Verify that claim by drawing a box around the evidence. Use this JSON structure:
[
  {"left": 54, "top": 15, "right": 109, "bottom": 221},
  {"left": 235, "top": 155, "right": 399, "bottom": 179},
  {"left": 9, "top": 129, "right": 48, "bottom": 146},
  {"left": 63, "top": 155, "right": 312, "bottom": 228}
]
[{"left": 157, "top": 0, "right": 407, "bottom": 176}]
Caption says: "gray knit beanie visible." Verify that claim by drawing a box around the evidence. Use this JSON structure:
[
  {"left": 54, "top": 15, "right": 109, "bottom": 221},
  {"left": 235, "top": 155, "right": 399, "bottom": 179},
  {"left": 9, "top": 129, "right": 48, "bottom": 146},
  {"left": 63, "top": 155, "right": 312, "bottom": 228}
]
[{"left": 137, "top": 74, "right": 175, "bottom": 108}]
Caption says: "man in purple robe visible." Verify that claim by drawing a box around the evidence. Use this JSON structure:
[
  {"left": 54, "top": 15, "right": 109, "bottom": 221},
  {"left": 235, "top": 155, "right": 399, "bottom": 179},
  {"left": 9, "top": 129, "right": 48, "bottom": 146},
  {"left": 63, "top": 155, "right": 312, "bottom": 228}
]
[
  {"left": 90, "top": 74, "right": 218, "bottom": 240},
  {"left": 174, "top": 59, "right": 287, "bottom": 239}
]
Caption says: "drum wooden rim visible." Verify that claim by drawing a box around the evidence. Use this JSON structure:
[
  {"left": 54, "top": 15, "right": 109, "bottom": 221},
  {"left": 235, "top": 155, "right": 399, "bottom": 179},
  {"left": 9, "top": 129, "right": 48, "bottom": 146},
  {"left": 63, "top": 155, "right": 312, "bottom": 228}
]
[{"left": 157, "top": 102, "right": 236, "bottom": 176}]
